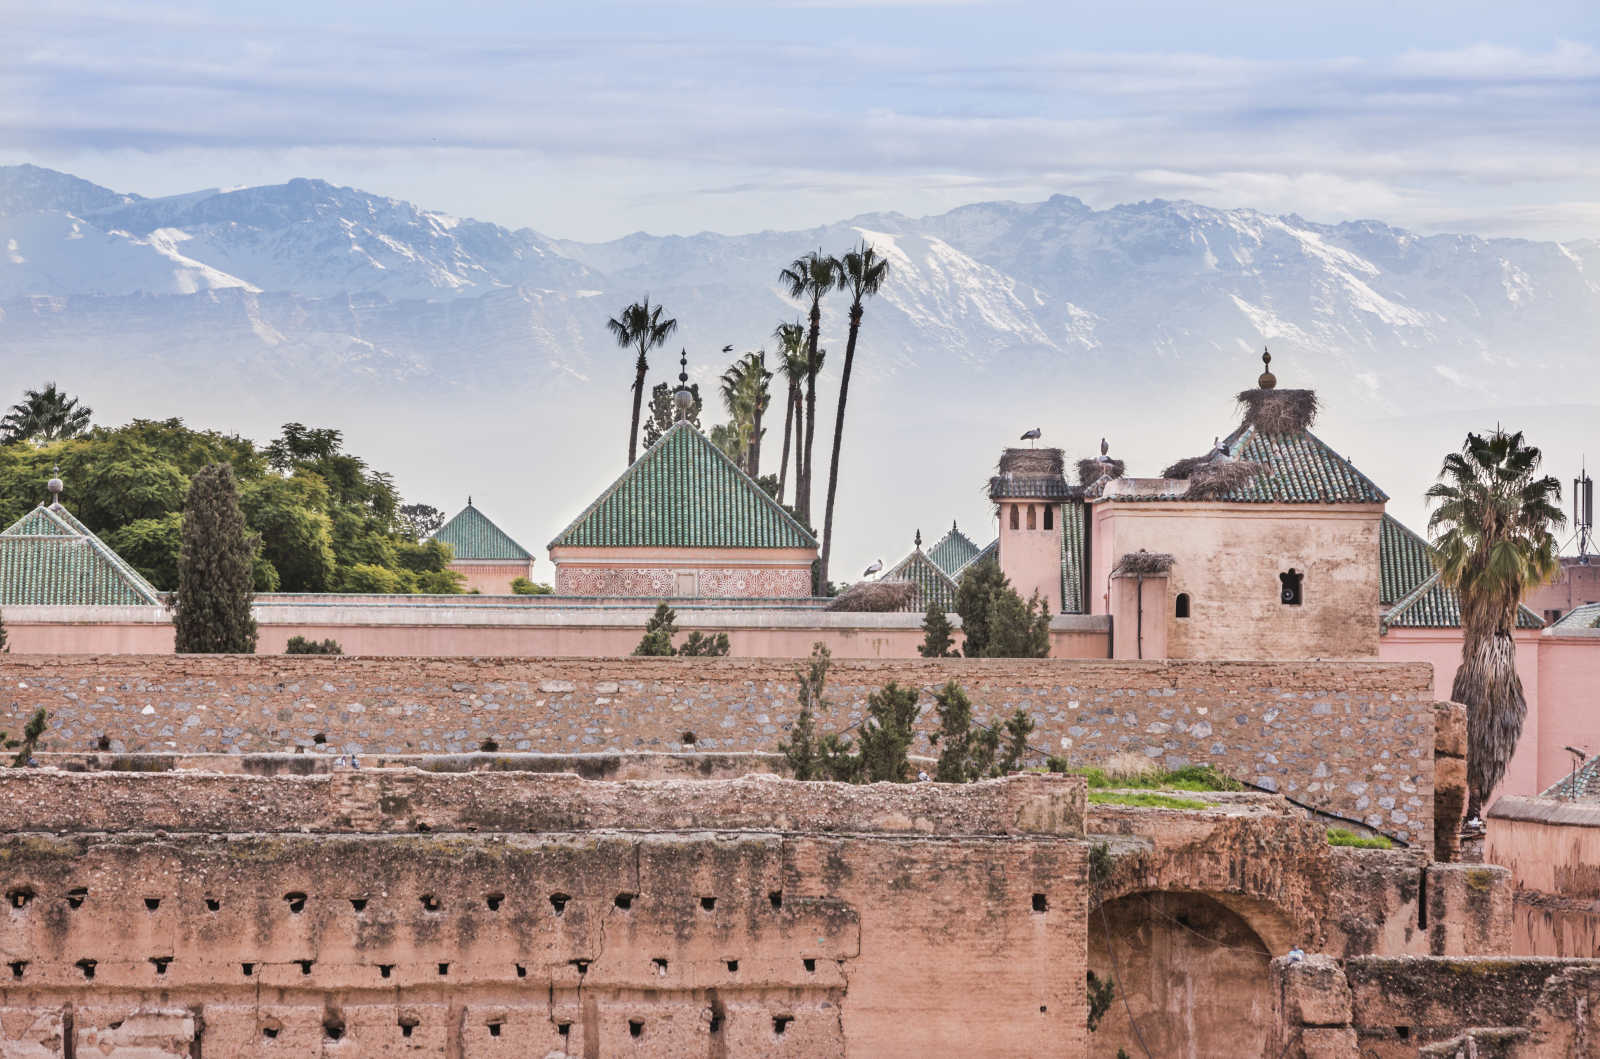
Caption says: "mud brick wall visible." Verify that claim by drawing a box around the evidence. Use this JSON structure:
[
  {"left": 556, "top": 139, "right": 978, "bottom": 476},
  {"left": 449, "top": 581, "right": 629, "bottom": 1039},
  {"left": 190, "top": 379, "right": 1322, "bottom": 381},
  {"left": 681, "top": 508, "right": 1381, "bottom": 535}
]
[
  {"left": 0, "top": 654, "right": 1438, "bottom": 844},
  {"left": 0, "top": 775, "right": 1088, "bottom": 1058}
]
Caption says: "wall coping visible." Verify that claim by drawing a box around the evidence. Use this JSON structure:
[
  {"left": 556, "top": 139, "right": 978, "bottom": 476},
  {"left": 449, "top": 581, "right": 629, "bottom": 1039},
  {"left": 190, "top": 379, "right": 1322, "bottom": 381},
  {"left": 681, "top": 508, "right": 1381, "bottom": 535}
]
[{"left": 1487, "top": 794, "right": 1600, "bottom": 827}]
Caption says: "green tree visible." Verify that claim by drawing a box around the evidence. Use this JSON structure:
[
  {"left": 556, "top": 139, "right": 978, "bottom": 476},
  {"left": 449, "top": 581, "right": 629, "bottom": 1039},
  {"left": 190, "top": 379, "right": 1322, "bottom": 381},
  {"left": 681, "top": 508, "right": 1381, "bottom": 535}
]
[
  {"left": 984, "top": 589, "right": 1052, "bottom": 658},
  {"left": 955, "top": 558, "right": 1009, "bottom": 657},
  {"left": 286, "top": 636, "right": 343, "bottom": 655},
  {"left": 1, "top": 383, "right": 92, "bottom": 444},
  {"left": 780, "top": 643, "right": 832, "bottom": 780},
  {"left": 643, "top": 380, "right": 702, "bottom": 448},
  {"left": 818, "top": 242, "right": 890, "bottom": 591},
  {"left": 999, "top": 708, "right": 1036, "bottom": 773},
  {"left": 634, "top": 602, "right": 680, "bottom": 656},
  {"left": 678, "top": 630, "right": 731, "bottom": 656},
  {"left": 510, "top": 577, "right": 554, "bottom": 595},
  {"left": 719, "top": 351, "right": 772, "bottom": 477},
  {"left": 339, "top": 563, "right": 407, "bottom": 593},
  {"left": 173, "top": 463, "right": 258, "bottom": 654},
  {"left": 858, "top": 681, "right": 919, "bottom": 783},
  {"left": 1427, "top": 429, "right": 1564, "bottom": 816},
  {"left": 5, "top": 707, "right": 47, "bottom": 766},
  {"left": 103, "top": 513, "right": 183, "bottom": 589},
  {"left": 773, "top": 320, "right": 807, "bottom": 503},
  {"left": 778, "top": 251, "right": 839, "bottom": 525},
  {"left": 919, "top": 601, "right": 958, "bottom": 657},
  {"left": 240, "top": 475, "right": 336, "bottom": 592},
  {"left": 931, "top": 680, "right": 977, "bottom": 782},
  {"left": 397, "top": 503, "right": 445, "bottom": 540},
  {"left": 607, "top": 298, "right": 679, "bottom": 465}
]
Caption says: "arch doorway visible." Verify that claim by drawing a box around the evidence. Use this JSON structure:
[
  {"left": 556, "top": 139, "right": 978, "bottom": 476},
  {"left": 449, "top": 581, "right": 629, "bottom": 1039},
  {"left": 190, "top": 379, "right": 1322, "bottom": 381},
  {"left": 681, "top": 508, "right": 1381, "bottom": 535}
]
[{"left": 1087, "top": 891, "right": 1274, "bottom": 1058}]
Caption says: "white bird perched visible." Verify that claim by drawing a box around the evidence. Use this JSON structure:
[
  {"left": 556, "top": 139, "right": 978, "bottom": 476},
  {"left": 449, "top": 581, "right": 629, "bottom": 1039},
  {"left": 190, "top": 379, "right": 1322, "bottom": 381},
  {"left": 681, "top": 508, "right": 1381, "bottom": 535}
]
[
  {"left": 1020, "top": 427, "right": 1042, "bottom": 447},
  {"left": 862, "top": 558, "right": 883, "bottom": 578}
]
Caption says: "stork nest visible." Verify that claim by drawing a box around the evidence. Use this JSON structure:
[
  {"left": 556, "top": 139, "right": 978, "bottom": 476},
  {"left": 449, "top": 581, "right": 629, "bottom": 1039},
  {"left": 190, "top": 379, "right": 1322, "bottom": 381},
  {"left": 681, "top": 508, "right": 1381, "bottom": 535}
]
[
  {"left": 1161, "top": 454, "right": 1214, "bottom": 480},
  {"left": 827, "top": 579, "right": 919, "bottom": 612},
  {"left": 1237, "top": 388, "right": 1318, "bottom": 435},
  {"left": 1185, "top": 459, "right": 1266, "bottom": 498},
  {"left": 1076, "top": 457, "right": 1126, "bottom": 487},
  {"left": 1115, "top": 550, "right": 1175, "bottom": 576},
  {"left": 998, "top": 447, "right": 1065, "bottom": 477}
]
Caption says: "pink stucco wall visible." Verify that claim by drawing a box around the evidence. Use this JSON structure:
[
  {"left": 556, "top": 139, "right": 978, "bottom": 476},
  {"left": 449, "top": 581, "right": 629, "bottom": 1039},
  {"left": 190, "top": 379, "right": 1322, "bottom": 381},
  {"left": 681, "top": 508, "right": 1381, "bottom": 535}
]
[
  {"left": 550, "top": 546, "right": 816, "bottom": 599},
  {"left": 448, "top": 560, "right": 534, "bottom": 595},
  {"left": 1110, "top": 573, "right": 1169, "bottom": 660},
  {"left": 997, "top": 500, "right": 1063, "bottom": 613},
  {"left": 1531, "top": 635, "right": 1600, "bottom": 791}
]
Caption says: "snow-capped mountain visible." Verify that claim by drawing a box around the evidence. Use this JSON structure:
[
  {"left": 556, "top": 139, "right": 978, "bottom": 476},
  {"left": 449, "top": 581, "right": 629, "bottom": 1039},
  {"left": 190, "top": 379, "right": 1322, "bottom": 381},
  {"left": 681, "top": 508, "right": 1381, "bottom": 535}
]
[{"left": 1, "top": 164, "right": 1595, "bottom": 569}]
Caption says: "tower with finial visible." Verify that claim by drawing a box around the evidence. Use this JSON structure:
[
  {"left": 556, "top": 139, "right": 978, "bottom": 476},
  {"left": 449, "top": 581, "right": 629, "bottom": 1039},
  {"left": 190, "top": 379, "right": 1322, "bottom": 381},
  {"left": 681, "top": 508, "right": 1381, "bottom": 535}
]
[{"left": 1258, "top": 347, "right": 1276, "bottom": 390}]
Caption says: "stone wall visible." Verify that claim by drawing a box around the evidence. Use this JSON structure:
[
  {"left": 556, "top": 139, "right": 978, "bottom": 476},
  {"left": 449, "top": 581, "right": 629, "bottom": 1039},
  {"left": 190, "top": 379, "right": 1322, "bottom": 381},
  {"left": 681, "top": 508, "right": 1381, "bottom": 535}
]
[
  {"left": 0, "top": 654, "right": 1440, "bottom": 845},
  {"left": 0, "top": 772, "right": 1088, "bottom": 1058},
  {"left": 1487, "top": 796, "right": 1600, "bottom": 958}
]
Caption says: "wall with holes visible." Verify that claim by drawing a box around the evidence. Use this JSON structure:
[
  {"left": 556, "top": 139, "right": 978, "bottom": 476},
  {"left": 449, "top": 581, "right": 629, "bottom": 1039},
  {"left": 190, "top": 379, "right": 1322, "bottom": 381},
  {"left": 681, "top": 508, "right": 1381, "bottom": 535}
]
[
  {"left": 0, "top": 654, "right": 1441, "bottom": 846},
  {"left": 0, "top": 773, "right": 1088, "bottom": 1058}
]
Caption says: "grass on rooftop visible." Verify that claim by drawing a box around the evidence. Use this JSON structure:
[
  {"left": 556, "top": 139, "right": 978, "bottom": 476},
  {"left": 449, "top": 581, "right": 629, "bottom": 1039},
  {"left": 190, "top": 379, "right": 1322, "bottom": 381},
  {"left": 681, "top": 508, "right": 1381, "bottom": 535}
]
[
  {"left": 1059, "top": 763, "right": 1242, "bottom": 793},
  {"left": 1326, "top": 827, "right": 1393, "bottom": 849},
  {"left": 1088, "top": 791, "right": 1212, "bottom": 810}
]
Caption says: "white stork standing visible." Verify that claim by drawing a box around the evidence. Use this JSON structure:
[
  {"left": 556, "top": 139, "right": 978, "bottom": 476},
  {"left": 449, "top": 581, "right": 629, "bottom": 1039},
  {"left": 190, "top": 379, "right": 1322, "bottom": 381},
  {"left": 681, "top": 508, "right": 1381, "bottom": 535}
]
[
  {"left": 1020, "top": 427, "right": 1042, "bottom": 447},
  {"left": 862, "top": 558, "right": 883, "bottom": 579}
]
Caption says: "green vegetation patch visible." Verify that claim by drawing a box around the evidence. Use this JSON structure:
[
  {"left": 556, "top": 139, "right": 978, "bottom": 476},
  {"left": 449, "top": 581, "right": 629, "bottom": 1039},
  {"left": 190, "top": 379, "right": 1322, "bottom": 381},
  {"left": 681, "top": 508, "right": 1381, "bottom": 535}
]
[
  {"left": 1326, "top": 827, "right": 1393, "bottom": 849},
  {"left": 1063, "top": 763, "right": 1242, "bottom": 792},
  {"left": 1088, "top": 791, "right": 1212, "bottom": 810}
]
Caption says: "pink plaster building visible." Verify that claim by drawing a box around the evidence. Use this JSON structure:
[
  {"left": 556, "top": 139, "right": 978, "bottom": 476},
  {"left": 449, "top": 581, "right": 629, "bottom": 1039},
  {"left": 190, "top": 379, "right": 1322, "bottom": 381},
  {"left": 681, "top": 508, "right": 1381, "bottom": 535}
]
[
  {"left": 547, "top": 421, "right": 818, "bottom": 599},
  {"left": 431, "top": 499, "right": 535, "bottom": 594}
]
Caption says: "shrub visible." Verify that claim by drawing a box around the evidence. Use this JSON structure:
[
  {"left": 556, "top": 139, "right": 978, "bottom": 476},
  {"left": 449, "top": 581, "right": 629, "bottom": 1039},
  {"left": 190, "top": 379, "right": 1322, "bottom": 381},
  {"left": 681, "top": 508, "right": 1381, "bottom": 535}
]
[
  {"left": 632, "top": 602, "right": 730, "bottom": 656},
  {"left": 1327, "top": 827, "right": 1393, "bottom": 849},
  {"left": 510, "top": 577, "right": 553, "bottom": 595},
  {"left": 286, "top": 636, "right": 343, "bottom": 655},
  {"left": 3, "top": 707, "right": 47, "bottom": 766},
  {"left": 1088, "top": 791, "right": 1211, "bottom": 809},
  {"left": 918, "top": 602, "right": 957, "bottom": 657},
  {"left": 857, "top": 682, "right": 919, "bottom": 783}
]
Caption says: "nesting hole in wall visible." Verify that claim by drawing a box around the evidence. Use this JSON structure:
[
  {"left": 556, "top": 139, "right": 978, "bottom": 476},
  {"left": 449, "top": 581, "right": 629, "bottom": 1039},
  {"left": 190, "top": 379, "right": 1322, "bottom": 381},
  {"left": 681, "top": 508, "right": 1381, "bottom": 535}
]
[
  {"left": 420, "top": 894, "right": 442, "bottom": 912},
  {"left": 76, "top": 958, "right": 96, "bottom": 979},
  {"left": 66, "top": 887, "right": 88, "bottom": 909},
  {"left": 1032, "top": 893, "right": 1048, "bottom": 913},
  {"left": 379, "top": 964, "right": 394, "bottom": 979},
  {"left": 700, "top": 896, "right": 716, "bottom": 911},
  {"left": 803, "top": 958, "right": 816, "bottom": 972},
  {"left": 773, "top": 1015, "right": 793, "bottom": 1035},
  {"left": 398, "top": 1015, "right": 418, "bottom": 1038},
  {"left": 9, "top": 960, "right": 26, "bottom": 978},
  {"left": 284, "top": 891, "right": 308, "bottom": 913},
  {"left": 1396, "top": 1027, "right": 1412, "bottom": 1040},
  {"left": 203, "top": 897, "right": 219, "bottom": 912},
  {"left": 350, "top": 898, "right": 368, "bottom": 912},
  {"left": 628, "top": 1019, "right": 644, "bottom": 1039},
  {"left": 261, "top": 1024, "right": 280, "bottom": 1040},
  {"left": 415, "top": 822, "right": 431, "bottom": 832},
  {"left": 769, "top": 890, "right": 783, "bottom": 910},
  {"left": 96, "top": 734, "right": 111, "bottom": 751},
  {"left": 8, "top": 888, "right": 35, "bottom": 908},
  {"left": 614, "top": 892, "right": 634, "bottom": 910},
  {"left": 549, "top": 892, "right": 570, "bottom": 914},
  {"left": 515, "top": 963, "right": 527, "bottom": 978},
  {"left": 144, "top": 897, "right": 161, "bottom": 911},
  {"left": 241, "top": 962, "right": 255, "bottom": 977},
  {"left": 485, "top": 892, "right": 504, "bottom": 911},
  {"left": 726, "top": 959, "right": 739, "bottom": 973},
  {"left": 652, "top": 957, "right": 668, "bottom": 975},
  {"left": 323, "top": 1013, "right": 345, "bottom": 1041},
  {"left": 709, "top": 1013, "right": 724, "bottom": 1033},
  {"left": 149, "top": 956, "right": 171, "bottom": 975},
  {"left": 680, "top": 730, "right": 697, "bottom": 745},
  {"left": 437, "top": 962, "right": 450, "bottom": 976},
  {"left": 487, "top": 1020, "right": 504, "bottom": 1037},
  {"left": 571, "top": 959, "right": 590, "bottom": 975},
  {"left": 312, "top": 733, "right": 326, "bottom": 745},
  {"left": 557, "top": 1023, "right": 571, "bottom": 1038},
  {"left": 298, "top": 959, "right": 314, "bottom": 975}
]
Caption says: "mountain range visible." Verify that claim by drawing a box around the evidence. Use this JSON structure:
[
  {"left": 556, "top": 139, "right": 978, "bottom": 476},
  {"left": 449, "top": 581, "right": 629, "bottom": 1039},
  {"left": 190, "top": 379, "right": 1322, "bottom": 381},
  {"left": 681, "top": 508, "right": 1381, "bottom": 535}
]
[{"left": 2, "top": 163, "right": 1596, "bottom": 571}]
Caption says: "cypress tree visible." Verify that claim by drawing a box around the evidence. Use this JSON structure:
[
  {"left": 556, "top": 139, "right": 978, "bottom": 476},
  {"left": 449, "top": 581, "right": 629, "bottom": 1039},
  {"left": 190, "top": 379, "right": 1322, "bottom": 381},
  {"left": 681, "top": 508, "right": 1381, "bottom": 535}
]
[
  {"left": 918, "top": 602, "right": 957, "bottom": 658},
  {"left": 173, "top": 463, "right": 258, "bottom": 654},
  {"left": 633, "top": 602, "right": 679, "bottom": 656}
]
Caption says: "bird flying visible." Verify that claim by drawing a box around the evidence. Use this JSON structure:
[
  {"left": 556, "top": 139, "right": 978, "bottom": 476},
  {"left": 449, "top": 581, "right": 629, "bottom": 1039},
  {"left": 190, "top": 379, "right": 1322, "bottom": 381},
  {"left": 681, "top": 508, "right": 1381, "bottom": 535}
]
[{"left": 862, "top": 558, "right": 883, "bottom": 578}]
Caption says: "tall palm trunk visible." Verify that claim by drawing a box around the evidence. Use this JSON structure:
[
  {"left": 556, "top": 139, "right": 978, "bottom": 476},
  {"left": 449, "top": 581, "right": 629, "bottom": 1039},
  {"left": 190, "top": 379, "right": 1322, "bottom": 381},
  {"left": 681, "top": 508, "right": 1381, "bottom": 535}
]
[
  {"left": 1454, "top": 622, "right": 1525, "bottom": 819},
  {"left": 777, "top": 378, "right": 797, "bottom": 502},
  {"left": 628, "top": 350, "right": 648, "bottom": 464},
  {"left": 799, "top": 302, "right": 821, "bottom": 525},
  {"left": 818, "top": 303, "right": 862, "bottom": 590}
]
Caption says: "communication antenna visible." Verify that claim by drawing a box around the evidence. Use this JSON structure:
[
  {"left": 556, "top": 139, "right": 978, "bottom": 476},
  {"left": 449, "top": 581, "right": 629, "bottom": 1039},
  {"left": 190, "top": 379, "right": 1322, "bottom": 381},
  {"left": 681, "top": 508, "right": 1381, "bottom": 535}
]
[{"left": 1575, "top": 461, "right": 1594, "bottom": 562}]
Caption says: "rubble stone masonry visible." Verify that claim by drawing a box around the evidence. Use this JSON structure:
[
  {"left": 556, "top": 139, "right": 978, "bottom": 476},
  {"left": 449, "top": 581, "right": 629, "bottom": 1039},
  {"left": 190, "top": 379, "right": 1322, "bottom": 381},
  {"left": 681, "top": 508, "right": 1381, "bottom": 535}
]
[{"left": 0, "top": 654, "right": 1439, "bottom": 844}]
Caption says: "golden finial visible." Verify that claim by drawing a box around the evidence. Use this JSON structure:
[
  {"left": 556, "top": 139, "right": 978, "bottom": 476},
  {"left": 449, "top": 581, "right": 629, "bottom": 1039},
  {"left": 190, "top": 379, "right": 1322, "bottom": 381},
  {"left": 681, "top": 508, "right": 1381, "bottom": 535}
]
[{"left": 1258, "top": 347, "right": 1277, "bottom": 390}]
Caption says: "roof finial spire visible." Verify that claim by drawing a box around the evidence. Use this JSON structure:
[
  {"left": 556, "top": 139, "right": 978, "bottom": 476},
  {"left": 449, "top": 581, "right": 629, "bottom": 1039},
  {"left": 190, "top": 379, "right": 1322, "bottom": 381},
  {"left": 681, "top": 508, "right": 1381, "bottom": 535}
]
[
  {"left": 46, "top": 465, "right": 63, "bottom": 505},
  {"left": 673, "top": 348, "right": 694, "bottom": 422},
  {"left": 1258, "top": 346, "right": 1277, "bottom": 390},
  {"left": 915, "top": 528, "right": 922, "bottom": 549},
  {"left": 467, "top": 495, "right": 473, "bottom": 507}
]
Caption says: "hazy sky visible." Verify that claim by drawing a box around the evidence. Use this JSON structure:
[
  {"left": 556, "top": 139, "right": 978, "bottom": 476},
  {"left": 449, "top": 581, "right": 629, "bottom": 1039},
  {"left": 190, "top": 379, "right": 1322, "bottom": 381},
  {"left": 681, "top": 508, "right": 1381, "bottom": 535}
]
[{"left": 4, "top": 0, "right": 1598, "bottom": 241}]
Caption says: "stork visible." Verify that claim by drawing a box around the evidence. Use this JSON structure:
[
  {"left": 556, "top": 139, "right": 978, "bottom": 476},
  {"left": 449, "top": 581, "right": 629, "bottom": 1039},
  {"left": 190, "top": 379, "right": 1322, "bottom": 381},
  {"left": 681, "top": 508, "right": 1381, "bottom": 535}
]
[
  {"left": 862, "top": 558, "right": 883, "bottom": 578},
  {"left": 1020, "top": 427, "right": 1042, "bottom": 447}
]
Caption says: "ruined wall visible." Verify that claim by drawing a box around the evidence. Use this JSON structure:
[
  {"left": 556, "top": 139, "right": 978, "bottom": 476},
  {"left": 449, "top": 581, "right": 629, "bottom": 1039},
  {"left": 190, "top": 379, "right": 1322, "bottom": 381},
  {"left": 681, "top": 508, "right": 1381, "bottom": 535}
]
[
  {"left": 1487, "top": 797, "right": 1600, "bottom": 958},
  {"left": 0, "top": 654, "right": 1440, "bottom": 845},
  {"left": 0, "top": 772, "right": 1088, "bottom": 1058}
]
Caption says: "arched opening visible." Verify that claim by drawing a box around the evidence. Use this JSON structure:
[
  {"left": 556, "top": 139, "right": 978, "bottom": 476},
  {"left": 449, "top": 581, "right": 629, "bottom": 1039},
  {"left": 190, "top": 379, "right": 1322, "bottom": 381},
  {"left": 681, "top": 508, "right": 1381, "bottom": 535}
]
[
  {"left": 1175, "top": 593, "right": 1190, "bottom": 619},
  {"left": 1044, "top": 505, "right": 1054, "bottom": 530},
  {"left": 1009, "top": 505, "right": 1020, "bottom": 531},
  {"left": 1087, "top": 891, "right": 1273, "bottom": 1058},
  {"left": 1027, "top": 505, "right": 1037, "bottom": 530},
  {"left": 1279, "top": 569, "right": 1303, "bottom": 606}
]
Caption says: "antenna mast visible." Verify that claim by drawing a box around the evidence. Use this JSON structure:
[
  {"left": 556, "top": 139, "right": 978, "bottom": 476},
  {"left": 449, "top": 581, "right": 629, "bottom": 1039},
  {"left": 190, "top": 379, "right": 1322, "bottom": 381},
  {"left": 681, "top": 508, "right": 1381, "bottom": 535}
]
[{"left": 1576, "top": 461, "right": 1594, "bottom": 562}]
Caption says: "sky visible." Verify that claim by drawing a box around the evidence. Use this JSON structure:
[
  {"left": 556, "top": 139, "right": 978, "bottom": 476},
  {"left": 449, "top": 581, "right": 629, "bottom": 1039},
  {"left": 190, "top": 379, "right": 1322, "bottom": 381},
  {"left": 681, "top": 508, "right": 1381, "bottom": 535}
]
[{"left": 3, "top": 0, "right": 1598, "bottom": 242}]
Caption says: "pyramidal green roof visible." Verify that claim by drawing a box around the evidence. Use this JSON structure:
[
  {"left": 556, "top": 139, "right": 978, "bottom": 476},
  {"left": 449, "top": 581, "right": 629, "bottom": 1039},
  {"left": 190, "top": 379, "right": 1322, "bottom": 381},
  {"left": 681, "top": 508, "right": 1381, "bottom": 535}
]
[
  {"left": 926, "top": 523, "right": 981, "bottom": 577},
  {"left": 549, "top": 422, "right": 818, "bottom": 551},
  {"left": 433, "top": 502, "right": 531, "bottom": 561},
  {"left": 1379, "top": 514, "right": 1543, "bottom": 631},
  {"left": 882, "top": 546, "right": 959, "bottom": 611},
  {"left": 1210, "top": 424, "right": 1388, "bottom": 504},
  {"left": 0, "top": 502, "right": 163, "bottom": 606}
]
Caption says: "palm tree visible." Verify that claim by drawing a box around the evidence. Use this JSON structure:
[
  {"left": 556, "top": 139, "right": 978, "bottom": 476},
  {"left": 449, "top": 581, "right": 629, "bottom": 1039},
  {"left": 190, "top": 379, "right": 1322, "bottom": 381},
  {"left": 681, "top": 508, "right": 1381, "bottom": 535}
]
[
  {"left": 817, "top": 242, "right": 891, "bottom": 589},
  {"left": 778, "top": 251, "right": 838, "bottom": 525},
  {"left": 1, "top": 382, "right": 93, "bottom": 444},
  {"left": 772, "top": 321, "right": 807, "bottom": 501},
  {"left": 718, "top": 351, "right": 772, "bottom": 476},
  {"left": 607, "top": 297, "right": 678, "bottom": 464},
  {"left": 1427, "top": 429, "right": 1564, "bottom": 819}
]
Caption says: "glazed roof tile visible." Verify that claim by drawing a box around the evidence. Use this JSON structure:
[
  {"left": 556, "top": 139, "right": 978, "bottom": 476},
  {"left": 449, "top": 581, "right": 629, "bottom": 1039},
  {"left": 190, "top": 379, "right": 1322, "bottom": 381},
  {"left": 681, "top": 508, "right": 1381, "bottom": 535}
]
[
  {"left": 433, "top": 502, "right": 531, "bottom": 561},
  {"left": 926, "top": 524, "right": 981, "bottom": 578},
  {"left": 1550, "top": 603, "right": 1600, "bottom": 630},
  {"left": 1113, "top": 425, "right": 1388, "bottom": 505},
  {"left": 0, "top": 502, "right": 163, "bottom": 606},
  {"left": 1379, "top": 515, "right": 1543, "bottom": 630},
  {"left": 1061, "top": 499, "right": 1086, "bottom": 613},
  {"left": 1541, "top": 754, "right": 1600, "bottom": 800},
  {"left": 880, "top": 547, "right": 958, "bottom": 612},
  {"left": 549, "top": 422, "right": 818, "bottom": 551}
]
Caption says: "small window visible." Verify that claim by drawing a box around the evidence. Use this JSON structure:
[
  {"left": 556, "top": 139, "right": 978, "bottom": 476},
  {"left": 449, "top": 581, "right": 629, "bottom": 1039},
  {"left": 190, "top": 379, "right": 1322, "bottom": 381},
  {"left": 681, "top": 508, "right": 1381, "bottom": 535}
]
[
  {"left": 1175, "top": 593, "right": 1190, "bottom": 619},
  {"left": 1009, "top": 505, "right": 1020, "bottom": 530},
  {"left": 1027, "top": 505, "right": 1037, "bottom": 530},
  {"left": 1279, "top": 569, "right": 1303, "bottom": 606},
  {"left": 1044, "top": 505, "right": 1054, "bottom": 530}
]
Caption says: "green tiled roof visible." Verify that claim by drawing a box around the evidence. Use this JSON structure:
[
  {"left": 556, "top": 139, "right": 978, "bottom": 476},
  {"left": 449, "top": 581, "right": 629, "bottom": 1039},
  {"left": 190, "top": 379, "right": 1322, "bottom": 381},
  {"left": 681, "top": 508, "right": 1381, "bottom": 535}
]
[
  {"left": 0, "top": 503, "right": 163, "bottom": 606},
  {"left": 1541, "top": 754, "right": 1600, "bottom": 800},
  {"left": 961, "top": 539, "right": 997, "bottom": 577},
  {"left": 1379, "top": 514, "right": 1543, "bottom": 630},
  {"left": 1551, "top": 603, "right": 1600, "bottom": 630},
  {"left": 1061, "top": 500, "right": 1086, "bottom": 613},
  {"left": 881, "top": 547, "right": 959, "bottom": 611},
  {"left": 1212, "top": 425, "right": 1389, "bottom": 504},
  {"left": 549, "top": 422, "right": 818, "bottom": 551},
  {"left": 926, "top": 523, "right": 981, "bottom": 577},
  {"left": 433, "top": 502, "right": 531, "bottom": 561}
]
